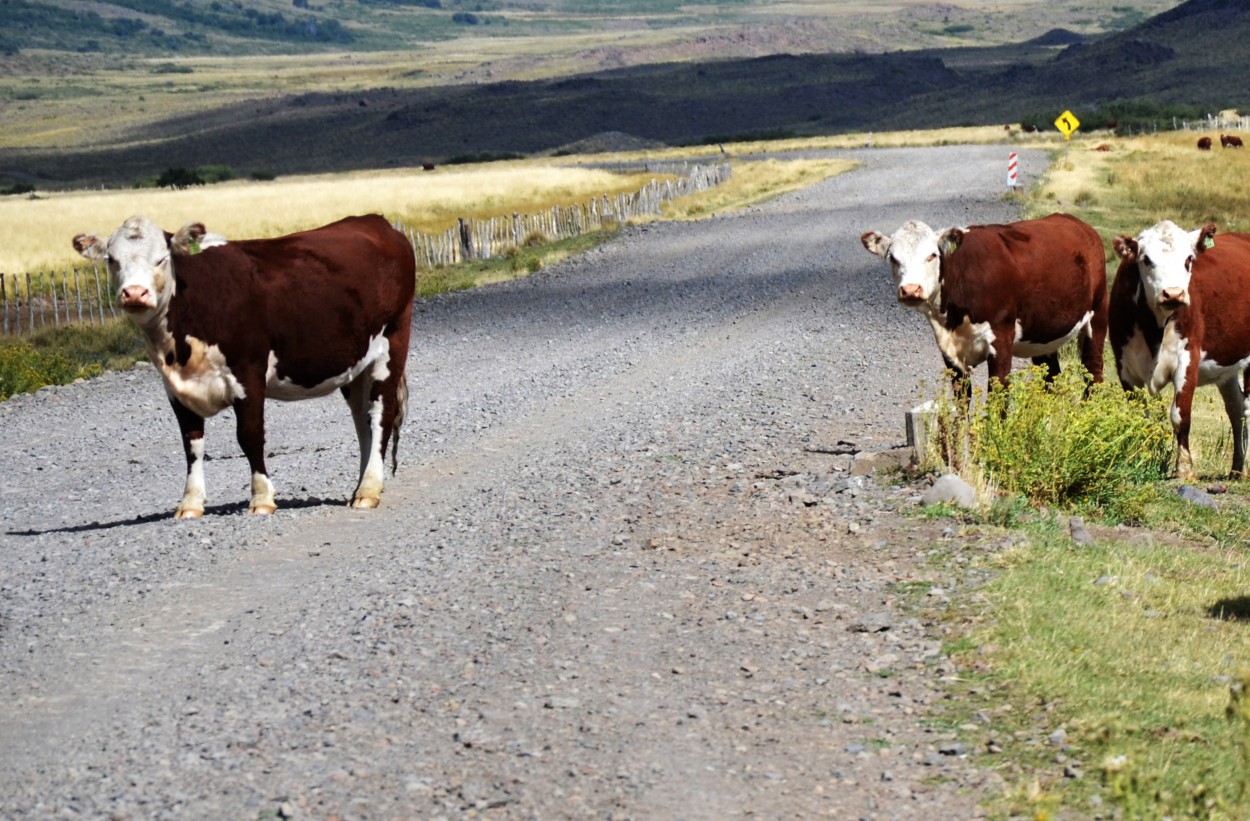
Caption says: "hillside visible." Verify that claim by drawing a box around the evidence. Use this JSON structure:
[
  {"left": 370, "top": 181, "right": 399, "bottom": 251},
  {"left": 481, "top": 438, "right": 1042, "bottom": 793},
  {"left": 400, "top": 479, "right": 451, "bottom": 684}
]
[
  {"left": 4, "top": 0, "right": 1244, "bottom": 190},
  {"left": 873, "top": 0, "right": 1250, "bottom": 130},
  {"left": 0, "top": 0, "right": 1175, "bottom": 58}
]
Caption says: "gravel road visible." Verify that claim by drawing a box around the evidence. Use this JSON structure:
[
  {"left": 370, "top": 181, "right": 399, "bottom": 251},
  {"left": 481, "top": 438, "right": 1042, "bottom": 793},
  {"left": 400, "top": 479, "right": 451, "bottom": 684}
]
[{"left": 0, "top": 145, "right": 1046, "bottom": 820}]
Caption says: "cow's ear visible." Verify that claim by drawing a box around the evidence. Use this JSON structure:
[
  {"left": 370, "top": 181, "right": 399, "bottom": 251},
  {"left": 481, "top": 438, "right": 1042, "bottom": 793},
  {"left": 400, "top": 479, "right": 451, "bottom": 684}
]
[
  {"left": 860, "top": 231, "right": 891, "bottom": 259},
  {"left": 938, "top": 227, "right": 966, "bottom": 257},
  {"left": 72, "top": 233, "right": 107, "bottom": 260},
  {"left": 1195, "top": 222, "right": 1218, "bottom": 253},
  {"left": 1112, "top": 236, "right": 1137, "bottom": 261},
  {"left": 170, "top": 222, "right": 209, "bottom": 255}
]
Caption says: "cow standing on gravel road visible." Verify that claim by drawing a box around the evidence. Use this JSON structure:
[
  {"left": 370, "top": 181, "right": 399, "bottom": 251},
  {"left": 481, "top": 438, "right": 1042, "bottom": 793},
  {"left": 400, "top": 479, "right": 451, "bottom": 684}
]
[{"left": 73, "top": 214, "right": 416, "bottom": 518}]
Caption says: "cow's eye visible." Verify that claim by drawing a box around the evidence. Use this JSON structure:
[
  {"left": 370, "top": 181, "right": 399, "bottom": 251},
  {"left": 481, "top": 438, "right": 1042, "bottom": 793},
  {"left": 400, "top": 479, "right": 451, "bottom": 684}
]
[
  {"left": 156, "top": 254, "right": 170, "bottom": 268},
  {"left": 1185, "top": 255, "right": 1195, "bottom": 271},
  {"left": 926, "top": 253, "right": 938, "bottom": 262}
]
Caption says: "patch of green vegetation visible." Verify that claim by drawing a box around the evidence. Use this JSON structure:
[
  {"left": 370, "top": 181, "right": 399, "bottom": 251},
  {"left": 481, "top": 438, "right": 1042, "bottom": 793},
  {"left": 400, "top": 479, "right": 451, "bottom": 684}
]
[
  {"left": 414, "top": 227, "right": 618, "bottom": 298},
  {"left": 928, "top": 365, "right": 1174, "bottom": 518},
  {"left": 1020, "top": 100, "right": 1210, "bottom": 136},
  {"left": 0, "top": 321, "right": 144, "bottom": 400},
  {"left": 926, "top": 514, "right": 1250, "bottom": 818}
]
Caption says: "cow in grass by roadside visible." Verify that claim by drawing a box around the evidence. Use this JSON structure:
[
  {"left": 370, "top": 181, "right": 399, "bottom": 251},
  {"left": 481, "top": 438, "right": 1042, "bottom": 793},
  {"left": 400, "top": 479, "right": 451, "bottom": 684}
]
[
  {"left": 1110, "top": 220, "right": 1250, "bottom": 480},
  {"left": 860, "top": 213, "right": 1108, "bottom": 396},
  {"left": 1198, "top": 136, "right": 1213, "bottom": 150},
  {"left": 1222, "top": 134, "right": 1245, "bottom": 148},
  {"left": 73, "top": 214, "right": 416, "bottom": 518}
]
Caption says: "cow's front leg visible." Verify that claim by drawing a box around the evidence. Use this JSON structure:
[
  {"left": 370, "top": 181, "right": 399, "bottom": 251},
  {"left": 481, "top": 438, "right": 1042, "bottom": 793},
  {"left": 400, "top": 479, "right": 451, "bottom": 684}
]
[
  {"left": 233, "top": 394, "right": 276, "bottom": 514},
  {"left": 988, "top": 331, "right": 1015, "bottom": 391},
  {"left": 170, "top": 397, "right": 207, "bottom": 519},
  {"left": 1171, "top": 370, "right": 1199, "bottom": 483},
  {"left": 942, "top": 354, "right": 972, "bottom": 406}
]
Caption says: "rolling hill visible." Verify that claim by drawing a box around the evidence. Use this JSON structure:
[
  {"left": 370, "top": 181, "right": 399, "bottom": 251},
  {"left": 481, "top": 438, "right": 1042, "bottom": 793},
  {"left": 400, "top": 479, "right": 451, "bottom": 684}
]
[{"left": 1, "top": 0, "right": 1245, "bottom": 189}]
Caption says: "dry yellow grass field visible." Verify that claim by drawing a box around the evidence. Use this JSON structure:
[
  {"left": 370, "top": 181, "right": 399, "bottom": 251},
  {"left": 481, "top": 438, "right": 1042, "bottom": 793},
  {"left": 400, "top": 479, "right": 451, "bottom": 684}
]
[{"left": 1, "top": 162, "right": 662, "bottom": 275}]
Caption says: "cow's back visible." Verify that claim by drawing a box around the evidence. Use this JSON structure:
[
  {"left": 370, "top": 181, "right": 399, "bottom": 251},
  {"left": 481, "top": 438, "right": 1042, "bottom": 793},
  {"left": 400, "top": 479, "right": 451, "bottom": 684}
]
[
  {"left": 170, "top": 215, "right": 415, "bottom": 384},
  {"left": 942, "top": 213, "right": 1105, "bottom": 339}
]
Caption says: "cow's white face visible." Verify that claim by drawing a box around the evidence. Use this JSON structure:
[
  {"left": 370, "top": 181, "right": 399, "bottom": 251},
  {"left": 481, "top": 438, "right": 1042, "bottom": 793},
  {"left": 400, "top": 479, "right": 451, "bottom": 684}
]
[
  {"left": 861, "top": 220, "right": 961, "bottom": 310},
  {"left": 1114, "top": 220, "right": 1217, "bottom": 323},
  {"left": 73, "top": 215, "right": 219, "bottom": 324}
]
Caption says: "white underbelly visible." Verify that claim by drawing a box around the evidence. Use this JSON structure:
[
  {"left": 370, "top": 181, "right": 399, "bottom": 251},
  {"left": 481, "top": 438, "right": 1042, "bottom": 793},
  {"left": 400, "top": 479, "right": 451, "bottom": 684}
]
[
  {"left": 265, "top": 334, "right": 390, "bottom": 401},
  {"left": 1012, "top": 311, "right": 1092, "bottom": 359}
]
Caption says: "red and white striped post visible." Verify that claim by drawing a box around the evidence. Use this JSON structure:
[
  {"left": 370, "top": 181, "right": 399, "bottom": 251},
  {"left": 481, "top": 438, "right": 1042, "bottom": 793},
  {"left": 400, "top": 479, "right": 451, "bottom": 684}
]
[{"left": 1007, "top": 152, "right": 1019, "bottom": 189}]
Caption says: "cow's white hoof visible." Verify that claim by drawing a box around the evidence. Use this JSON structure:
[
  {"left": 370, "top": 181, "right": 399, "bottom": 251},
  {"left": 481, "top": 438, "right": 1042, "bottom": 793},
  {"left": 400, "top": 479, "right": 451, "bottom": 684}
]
[
  {"left": 352, "top": 496, "right": 380, "bottom": 510},
  {"left": 249, "top": 504, "right": 277, "bottom": 516},
  {"left": 175, "top": 507, "right": 204, "bottom": 520}
]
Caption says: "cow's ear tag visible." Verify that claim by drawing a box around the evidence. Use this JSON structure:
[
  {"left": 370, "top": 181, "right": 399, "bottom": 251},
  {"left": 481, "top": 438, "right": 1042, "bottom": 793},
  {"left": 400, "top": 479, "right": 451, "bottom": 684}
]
[
  {"left": 1203, "top": 236, "right": 1215, "bottom": 250},
  {"left": 187, "top": 237, "right": 202, "bottom": 255}
]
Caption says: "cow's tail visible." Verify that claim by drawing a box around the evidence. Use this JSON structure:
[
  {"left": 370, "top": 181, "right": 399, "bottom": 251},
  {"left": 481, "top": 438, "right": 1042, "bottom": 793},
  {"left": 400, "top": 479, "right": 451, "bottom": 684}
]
[{"left": 391, "top": 372, "right": 408, "bottom": 476}]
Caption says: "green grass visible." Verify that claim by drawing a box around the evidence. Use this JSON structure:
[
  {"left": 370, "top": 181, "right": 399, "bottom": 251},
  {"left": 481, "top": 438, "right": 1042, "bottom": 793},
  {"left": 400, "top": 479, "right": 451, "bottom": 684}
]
[
  {"left": 917, "top": 134, "right": 1250, "bottom": 816},
  {"left": 924, "top": 511, "right": 1250, "bottom": 819},
  {"left": 0, "top": 321, "right": 144, "bottom": 400},
  {"left": 414, "top": 227, "right": 618, "bottom": 298}
]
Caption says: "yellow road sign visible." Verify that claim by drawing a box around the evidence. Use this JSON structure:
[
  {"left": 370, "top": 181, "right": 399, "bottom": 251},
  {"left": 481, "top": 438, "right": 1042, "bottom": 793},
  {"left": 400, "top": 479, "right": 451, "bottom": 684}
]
[{"left": 1055, "top": 110, "right": 1080, "bottom": 140}]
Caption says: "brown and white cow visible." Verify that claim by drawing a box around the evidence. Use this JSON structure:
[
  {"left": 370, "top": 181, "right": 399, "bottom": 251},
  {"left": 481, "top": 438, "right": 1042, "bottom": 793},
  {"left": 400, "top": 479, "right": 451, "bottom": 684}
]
[
  {"left": 1222, "top": 134, "right": 1245, "bottom": 148},
  {"left": 860, "top": 213, "right": 1108, "bottom": 394},
  {"left": 73, "top": 214, "right": 416, "bottom": 518},
  {"left": 1198, "top": 136, "right": 1213, "bottom": 151},
  {"left": 1110, "top": 220, "right": 1250, "bottom": 479}
]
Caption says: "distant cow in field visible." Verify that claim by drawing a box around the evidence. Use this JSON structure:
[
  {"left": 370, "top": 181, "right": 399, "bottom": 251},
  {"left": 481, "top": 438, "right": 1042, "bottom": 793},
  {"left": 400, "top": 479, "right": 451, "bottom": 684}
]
[
  {"left": 422, "top": 163, "right": 437, "bottom": 171},
  {"left": 1198, "top": 136, "right": 1213, "bottom": 150},
  {"left": 1222, "top": 134, "right": 1244, "bottom": 148},
  {"left": 73, "top": 214, "right": 416, "bottom": 518},
  {"left": 1110, "top": 220, "right": 1250, "bottom": 479},
  {"left": 860, "top": 213, "right": 1108, "bottom": 395}
]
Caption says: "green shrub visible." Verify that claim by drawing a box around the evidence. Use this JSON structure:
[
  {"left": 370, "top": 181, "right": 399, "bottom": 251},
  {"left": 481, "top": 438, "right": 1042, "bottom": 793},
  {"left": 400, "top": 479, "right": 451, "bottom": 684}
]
[
  {"left": 196, "top": 164, "right": 234, "bottom": 184},
  {"left": 0, "top": 343, "right": 100, "bottom": 400},
  {"left": 927, "top": 365, "right": 1174, "bottom": 517},
  {"left": 972, "top": 366, "right": 1173, "bottom": 516},
  {"left": 0, "top": 321, "right": 146, "bottom": 400}
]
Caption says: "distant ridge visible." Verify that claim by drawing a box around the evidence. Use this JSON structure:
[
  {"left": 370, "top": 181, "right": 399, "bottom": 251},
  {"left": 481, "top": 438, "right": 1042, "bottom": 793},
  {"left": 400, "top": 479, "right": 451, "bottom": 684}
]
[
  {"left": 1024, "top": 28, "right": 1086, "bottom": 47},
  {"left": 4, "top": 1, "right": 1249, "bottom": 188}
]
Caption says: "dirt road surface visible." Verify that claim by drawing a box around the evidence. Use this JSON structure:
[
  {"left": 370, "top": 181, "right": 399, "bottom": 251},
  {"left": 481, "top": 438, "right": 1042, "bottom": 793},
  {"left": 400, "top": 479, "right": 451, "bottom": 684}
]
[{"left": 0, "top": 145, "right": 1046, "bottom": 819}]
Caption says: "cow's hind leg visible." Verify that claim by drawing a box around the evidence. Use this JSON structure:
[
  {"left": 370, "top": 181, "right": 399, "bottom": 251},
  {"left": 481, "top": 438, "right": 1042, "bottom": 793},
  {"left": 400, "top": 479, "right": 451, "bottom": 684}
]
[
  {"left": 170, "top": 397, "right": 207, "bottom": 519},
  {"left": 342, "top": 364, "right": 395, "bottom": 510},
  {"left": 1218, "top": 374, "right": 1250, "bottom": 478},
  {"left": 233, "top": 394, "right": 277, "bottom": 514},
  {"left": 1031, "top": 353, "right": 1061, "bottom": 382}
]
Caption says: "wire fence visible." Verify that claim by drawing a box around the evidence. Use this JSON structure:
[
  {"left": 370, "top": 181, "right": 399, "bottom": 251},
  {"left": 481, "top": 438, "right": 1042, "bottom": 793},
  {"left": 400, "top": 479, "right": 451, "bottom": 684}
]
[
  {"left": 0, "top": 161, "right": 731, "bottom": 338},
  {"left": 395, "top": 162, "right": 731, "bottom": 268}
]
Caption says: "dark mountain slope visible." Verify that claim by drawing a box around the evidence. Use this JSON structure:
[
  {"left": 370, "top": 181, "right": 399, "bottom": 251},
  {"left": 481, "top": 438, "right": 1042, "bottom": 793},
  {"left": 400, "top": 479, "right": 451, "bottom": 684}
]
[
  {"left": 1, "top": 52, "right": 964, "bottom": 188},
  {"left": 873, "top": 0, "right": 1250, "bottom": 128},
  {"left": 2, "top": 0, "right": 1245, "bottom": 188}
]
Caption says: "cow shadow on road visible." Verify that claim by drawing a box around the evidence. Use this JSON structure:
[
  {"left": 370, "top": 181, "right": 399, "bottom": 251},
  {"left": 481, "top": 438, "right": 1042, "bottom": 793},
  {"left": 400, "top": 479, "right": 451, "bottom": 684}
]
[{"left": 5, "top": 496, "right": 344, "bottom": 536}]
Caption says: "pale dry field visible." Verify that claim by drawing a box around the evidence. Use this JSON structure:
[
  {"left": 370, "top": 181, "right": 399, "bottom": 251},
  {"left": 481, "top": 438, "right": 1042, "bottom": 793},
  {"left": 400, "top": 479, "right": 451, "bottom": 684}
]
[
  {"left": 3, "top": 129, "right": 1024, "bottom": 276},
  {"left": 2, "top": 163, "right": 659, "bottom": 274}
]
